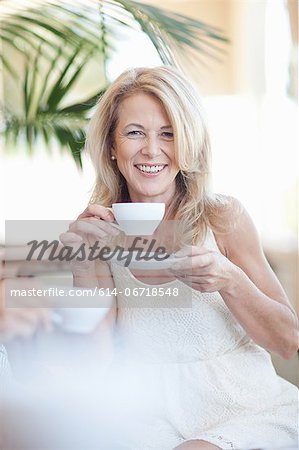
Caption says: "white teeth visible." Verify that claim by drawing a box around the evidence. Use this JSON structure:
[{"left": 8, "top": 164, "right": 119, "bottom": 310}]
[{"left": 136, "top": 165, "right": 165, "bottom": 173}]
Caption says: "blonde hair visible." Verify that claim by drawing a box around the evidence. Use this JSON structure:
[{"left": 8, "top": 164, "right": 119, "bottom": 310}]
[{"left": 86, "top": 66, "right": 231, "bottom": 245}]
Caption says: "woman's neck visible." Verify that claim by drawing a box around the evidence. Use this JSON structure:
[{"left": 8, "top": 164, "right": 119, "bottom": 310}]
[{"left": 127, "top": 191, "right": 176, "bottom": 216}]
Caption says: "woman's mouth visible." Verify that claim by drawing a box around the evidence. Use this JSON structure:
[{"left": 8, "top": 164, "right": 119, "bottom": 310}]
[{"left": 134, "top": 164, "right": 167, "bottom": 175}]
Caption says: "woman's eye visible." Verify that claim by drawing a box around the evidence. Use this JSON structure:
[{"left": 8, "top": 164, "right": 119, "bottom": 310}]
[
  {"left": 160, "top": 132, "right": 174, "bottom": 140},
  {"left": 127, "top": 130, "right": 144, "bottom": 137}
]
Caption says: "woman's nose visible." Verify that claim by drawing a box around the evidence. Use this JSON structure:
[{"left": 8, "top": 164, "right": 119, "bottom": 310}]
[{"left": 140, "top": 133, "right": 161, "bottom": 157}]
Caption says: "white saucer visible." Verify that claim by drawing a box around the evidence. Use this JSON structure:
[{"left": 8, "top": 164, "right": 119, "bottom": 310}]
[{"left": 107, "top": 251, "right": 180, "bottom": 270}]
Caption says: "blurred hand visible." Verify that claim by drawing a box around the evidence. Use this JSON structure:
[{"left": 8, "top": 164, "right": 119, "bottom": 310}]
[{"left": 0, "top": 277, "right": 52, "bottom": 344}]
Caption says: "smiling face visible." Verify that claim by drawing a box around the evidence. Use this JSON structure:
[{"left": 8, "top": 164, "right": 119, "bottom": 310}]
[{"left": 112, "top": 92, "right": 180, "bottom": 204}]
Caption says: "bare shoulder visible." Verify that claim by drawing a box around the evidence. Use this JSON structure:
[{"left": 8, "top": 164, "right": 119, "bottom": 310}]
[
  {"left": 210, "top": 195, "right": 261, "bottom": 262},
  {"left": 211, "top": 195, "right": 293, "bottom": 306}
]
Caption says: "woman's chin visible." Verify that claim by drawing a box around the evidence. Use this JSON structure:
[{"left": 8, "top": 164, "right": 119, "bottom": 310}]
[{"left": 131, "top": 187, "right": 168, "bottom": 200}]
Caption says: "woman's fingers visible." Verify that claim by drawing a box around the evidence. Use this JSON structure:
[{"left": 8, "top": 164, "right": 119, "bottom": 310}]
[
  {"left": 171, "top": 253, "right": 212, "bottom": 274},
  {"left": 175, "top": 276, "right": 216, "bottom": 292},
  {"left": 58, "top": 204, "right": 119, "bottom": 278},
  {"left": 69, "top": 218, "right": 120, "bottom": 240},
  {"left": 59, "top": 233, "right": 86, "bottom": 267},
  {"left": 61, "top": 205, "right": 120, "bottom": 248},
  {"left": 87, "top": 217, "right": 120, "bottom": 236},
  {"left": 170, "top": 248, "right": 216, "bottom": 291},
  {"left": 59, "top": 232, "right": 83, "bottom": 245},
  {"left": 69, "top": 220, "right": 107, "bottom": 239},
  {"left": 78, "top": 204, "right": 114, "bottom": 221}
]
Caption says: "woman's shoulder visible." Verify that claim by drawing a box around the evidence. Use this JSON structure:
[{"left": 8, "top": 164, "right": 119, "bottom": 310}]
[
  {"left": 208, "top": 193, "right": 243, "bottom": 215},
  {"left": 206, "top": 194, "right": 244, "bottom": 235},
  {"left": 207, "top": 194, "right": 259, "bottom": 259}
]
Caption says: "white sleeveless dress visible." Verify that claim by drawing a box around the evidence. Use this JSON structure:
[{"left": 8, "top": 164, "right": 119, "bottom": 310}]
[{"left": 110, "top": 230, "right": 298, "bottom": 450}]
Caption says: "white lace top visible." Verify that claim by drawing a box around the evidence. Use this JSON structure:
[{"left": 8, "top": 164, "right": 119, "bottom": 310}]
[{"left": 110, "top": 230, "right": 298, "bottom": 450}]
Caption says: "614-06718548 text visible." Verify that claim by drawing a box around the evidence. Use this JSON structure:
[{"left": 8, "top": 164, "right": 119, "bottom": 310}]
[{"left": 97, "top": 287, "right": 179, "bottom": 297}]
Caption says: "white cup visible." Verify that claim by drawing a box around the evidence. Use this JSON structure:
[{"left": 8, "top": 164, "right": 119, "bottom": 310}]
[
  {"left": 111, "top": 202, "right": 165, "bottom": 236},
  {"left": 51, "top": 306, "right": 111, "bottom": 334}
]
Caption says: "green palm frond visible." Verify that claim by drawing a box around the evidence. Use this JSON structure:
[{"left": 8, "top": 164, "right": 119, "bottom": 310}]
[
  {"left": 2, "top": 42, "right": 107, "bottom": 167},
  {"left": 0, "top": 0, "right": 229, "bottom": 165},
  {"left": 1, "top": 0, "right": 228, "bottom": 68},
  {"left": 0, "top": 1, "right": 113, "bottom": 79},
  {"left": 110, "top": 0, "right": 228, "bottom": 65}
]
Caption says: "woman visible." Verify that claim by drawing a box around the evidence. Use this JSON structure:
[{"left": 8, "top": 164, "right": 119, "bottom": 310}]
[{"left": 61, "top": 66, "right": 299, "bottom": 450}]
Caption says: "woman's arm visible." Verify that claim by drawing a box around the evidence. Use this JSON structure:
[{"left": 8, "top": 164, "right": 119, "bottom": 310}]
[
  {"left": 217, "top": 199, "right": 298, "bottom": 359},
  {"left": 171, "top": 197, "right": 299, "bottom": 359},
  {"left": 60, "top": 205, "right": 120, "bottom": 365}
]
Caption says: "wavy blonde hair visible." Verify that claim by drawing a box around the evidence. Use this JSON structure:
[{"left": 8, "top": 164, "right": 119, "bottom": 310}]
[{"left": 86, "top": 66, "right": 232, "bottom": 245}]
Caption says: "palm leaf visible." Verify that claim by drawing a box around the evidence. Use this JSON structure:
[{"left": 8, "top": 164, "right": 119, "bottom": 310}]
[
  {"left": 53, "top": 126, "right": 85, "bottom": 168},
  {"left": 46, "top": 45, "right": 89, "bottom": 111},
  {"left": 2, "top": 43, "right": 105, "bottom": 164},
  {"left": 0, "top": 0, "right": 229, "bottom": 165},
  {"left": 58, "top": 90, "right": 106, "bottom": 114},
  {"left": 1, "top": 0, "right": 228, "bottom": 66},
  {"left": 0, "top": 1, "right": 111, "bottom": 64},
  {"left": 104, "top": 0, "right": 228, "bottom": 65}
]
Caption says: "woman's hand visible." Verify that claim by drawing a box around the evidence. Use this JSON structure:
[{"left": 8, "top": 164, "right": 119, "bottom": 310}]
[
  {"left": 170, "top": 245, "right": 237, "bottom": 293},
  {"left": 59, "top": 204, "right": 120, "bottom": 278}
]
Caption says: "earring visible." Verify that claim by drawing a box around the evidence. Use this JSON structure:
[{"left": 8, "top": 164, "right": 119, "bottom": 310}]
[{"left": 111, "top": 155, "right": 116, "bottom": 160}]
